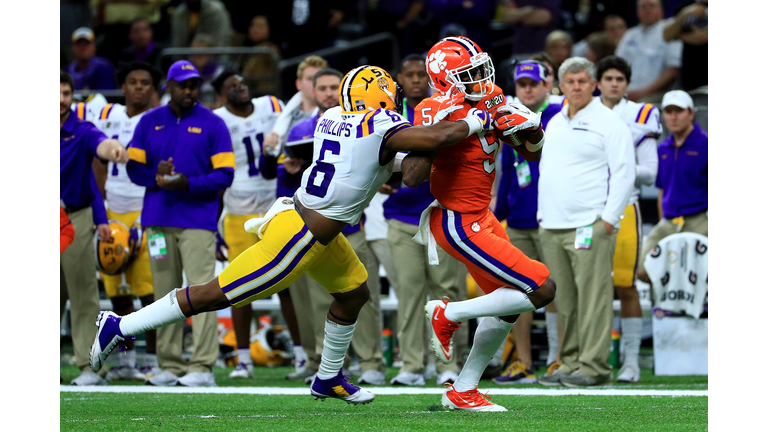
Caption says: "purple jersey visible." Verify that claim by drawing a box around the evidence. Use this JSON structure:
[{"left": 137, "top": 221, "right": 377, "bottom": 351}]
[
  {"left": 126, "top": 104, "right": 234, "bottom": 231},
  {"left": 656, "top": 124, "right": 708, "bottom": 218}
]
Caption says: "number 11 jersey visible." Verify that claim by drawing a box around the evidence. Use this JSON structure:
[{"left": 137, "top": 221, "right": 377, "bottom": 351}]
[
  {"left": 214, "top": 96, "right": 284, "bottom": 215},
  {"left": 295, "top": 106, "right": 410, "bottom": 224}
]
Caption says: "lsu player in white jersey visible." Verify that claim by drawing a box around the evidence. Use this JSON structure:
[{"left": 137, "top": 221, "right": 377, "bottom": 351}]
[
  {"left": 91, "top": 64, "right": 494, "bottom": 404},
  {"left": 596, "top": 56, "right": 660, "bottom": 384},
  {"left": 91, "top": 61, "right": 162, "bottom": 381},
  {"left": 211, "top": 70, "right": 283, "bottom": 379},
  {"left": 71, "top": 92, "right": 108, "bottom": 122}
]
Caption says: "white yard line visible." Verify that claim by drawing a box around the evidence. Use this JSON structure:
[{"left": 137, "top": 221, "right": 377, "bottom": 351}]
[{"left": 60, "top": 386, "right": 707, "bottom": 397}]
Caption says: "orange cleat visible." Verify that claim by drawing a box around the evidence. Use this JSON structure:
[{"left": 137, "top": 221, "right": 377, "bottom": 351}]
[
  {"left": 442, "top": 384, "right": 508, "bottom": 412},
  {"left": 425, "top": 297, "right": 462, "bottom": 364}
]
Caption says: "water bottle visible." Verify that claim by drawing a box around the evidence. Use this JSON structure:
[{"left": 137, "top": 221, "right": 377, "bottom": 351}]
[
  {"left": 609, "top": 330, "right": 621, "bottom": 368},
  {"left": 381, "top": 328, "right": 394, "bottom": 367}
]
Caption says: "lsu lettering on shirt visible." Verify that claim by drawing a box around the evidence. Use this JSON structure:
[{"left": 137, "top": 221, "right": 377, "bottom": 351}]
[
  {"left": 417, "top": 84, "right": 506, "bottom": 214},
  {"left": 295, "top": 106, "right": 410, "bottom": 224},
  {"left": 94, "top": 103, "right": 147, "bottom": 213},
  {"left": 214, "top": 96, "right": 284, "bottom": 215}
]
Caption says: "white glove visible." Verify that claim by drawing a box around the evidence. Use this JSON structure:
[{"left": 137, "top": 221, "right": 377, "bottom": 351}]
[
  {"left": 460, "top": 108, "right": 493, "bottom": 137},
  {"left": 495, "top": 103, "right": 541, "bottom": 136},
  {"left": 433, "top": 91, "right": 467, "bottom": 122}
]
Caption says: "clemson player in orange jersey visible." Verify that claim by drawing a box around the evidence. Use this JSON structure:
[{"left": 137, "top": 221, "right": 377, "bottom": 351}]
[{"left": 408, "top": 36, "right": 557, "bottom": 412}]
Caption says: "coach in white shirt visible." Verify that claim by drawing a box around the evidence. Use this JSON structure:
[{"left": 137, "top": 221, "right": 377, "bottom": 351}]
[{"left": 537, "top": 57, "right": 635, "bottom": 388}]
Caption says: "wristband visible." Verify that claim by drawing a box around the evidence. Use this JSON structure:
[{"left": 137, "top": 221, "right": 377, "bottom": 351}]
[
  {"left": 525, "top": 132, "right": 544, "bottom": 152},
  {"left": 393, "top": 152, "right": 407, "bottom": 172},
  {"left": 459, "top": 116, "right": 483, "bottom": 138}
]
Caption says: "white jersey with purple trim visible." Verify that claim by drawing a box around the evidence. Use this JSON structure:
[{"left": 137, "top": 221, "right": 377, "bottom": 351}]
[
  {"left": 604, "top": 97, "right": 662, "bottom": 203},
  {"left": 94, "top": 103, "right": 147, "bottom": 213},
  {"left": 214, "top": 96, "right": 284, "bottom": 215},
  {"left": 71, "top": 93, "right": 109, "bottom": 123},
  {"left": 295, "top": 106, "right": 411, "bottom": 224}
]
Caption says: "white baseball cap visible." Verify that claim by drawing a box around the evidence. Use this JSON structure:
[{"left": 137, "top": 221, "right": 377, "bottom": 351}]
[
  {"left": 72, "top": 27, "right": 95, "bottom": 42},
  {"left": 661, "top": 90, "right": 694, "bottom": 110}
]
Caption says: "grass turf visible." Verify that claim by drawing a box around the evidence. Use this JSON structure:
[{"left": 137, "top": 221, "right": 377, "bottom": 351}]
[
  {"left": 60, "top": 393, "right": 707, "bottom": 431},
  {"left": 60, "top": 364, "right": 709, "bottom": 390}
]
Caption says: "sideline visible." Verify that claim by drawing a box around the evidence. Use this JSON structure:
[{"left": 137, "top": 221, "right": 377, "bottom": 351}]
[{"left": 60, "top": 386, "right": 707, "bottom": 397}]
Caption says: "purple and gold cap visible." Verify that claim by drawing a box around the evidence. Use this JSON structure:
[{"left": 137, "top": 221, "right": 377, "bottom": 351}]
[
  {"left": 514, "top": 62, "right": 547, "bottom": 82},
  {"left": 162, "top": 60, "right": 201, "bottom": 90}
]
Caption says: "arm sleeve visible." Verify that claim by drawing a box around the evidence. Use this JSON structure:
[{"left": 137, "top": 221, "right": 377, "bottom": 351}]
[
  {"left": 601, "top": 122, "right": 636, "bottom": 227},
  {"left": 126, "top": 118, "right": 158, "bottom": 188},
  {"left": 635, "top": 135, "right": 658, "bottom": 187},
  {"left": 90, "top": 174, "right": 108, "bottom": 225},
  {"left": 187, "top": 117, "right": 235, "bottom": 193}
]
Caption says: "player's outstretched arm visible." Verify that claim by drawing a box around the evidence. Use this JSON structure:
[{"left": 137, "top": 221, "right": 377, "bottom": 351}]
[
  {"left": 401, "top": 151, "right": 436, "bottom": 188},
  {"left": 384, "top": 108, "right": 492, "bottom": 153}
]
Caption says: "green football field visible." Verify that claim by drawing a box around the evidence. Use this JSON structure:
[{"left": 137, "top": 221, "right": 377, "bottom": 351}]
[{"left": 60, "top": 365, "right": 708, "bottom": 431}]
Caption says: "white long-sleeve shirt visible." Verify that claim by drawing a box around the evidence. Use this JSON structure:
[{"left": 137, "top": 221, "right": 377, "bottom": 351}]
[
  {"left": 538, "top": 99, "right": 635, "bottom": 229},
  {"left": 601, "top": 96, "right": 661, "bottom": 203}
]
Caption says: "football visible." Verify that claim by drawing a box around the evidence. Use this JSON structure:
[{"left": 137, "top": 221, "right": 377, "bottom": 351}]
[{"left": 493, "top": 116, "right": 531, "bottom": 147}]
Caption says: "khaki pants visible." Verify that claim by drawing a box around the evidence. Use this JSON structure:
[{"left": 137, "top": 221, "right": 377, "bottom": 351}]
[
  {"left": 60, "top": 207, "right": 101, "bottom": 371},
  {"left": 539, "top": 220, "right": 617, "bottom": 381},
  {"left": 148, "top": 226, "right": 218, "bottom": 375},
  {"left": 346, "top": 230, "right": 386, "bottom": 373},
  {"left": 387, "top": 219, "right": 465, "bottom": 374},
  {"left": 507, "top": 227, "right": 543, "bottom": 261},
  {"left": 368, "top": 238, "right": 398, "bottom": 291},
  {"left": 640, "top": 212, "right": 708, "bottom": 269}
]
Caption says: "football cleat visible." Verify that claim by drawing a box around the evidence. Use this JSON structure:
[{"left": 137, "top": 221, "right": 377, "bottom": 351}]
[
  {"left": 425, "top": 297, "right": 462, "bottom": 364},
  {"left": 90, "top": 311, "right": 131, "bottom": 373},
  {"left": 70, "top": 370, "right": 107, "bottom": 386},
  {"left": 286, "top": 367, "right": 316, "bottom": 381},
  {"left": 106, "top": 365, "right": 146, "bottom": 381},
  {"left": 616, "top": 364, "right": 641, "bottom": 383},
  {"left": 228, "top": 362, "right": 254, "bottom": 379},
  {"left": 545, "top": 361, "right": 562, "bottom": 377},
  {"left": 139, "top": 365, "right": 162, "bottom": 379},
  {"left": 492, "top": 361, "right": 537, "bottom": 385},
  {"left": 310, "top": 370, "right": 375, "bottom": 405},
  {"left": 442, "top": 385, "right": 507, "bottom": 412}
]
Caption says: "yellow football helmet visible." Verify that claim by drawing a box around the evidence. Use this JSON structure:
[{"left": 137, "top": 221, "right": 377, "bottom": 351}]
[
  {"left": 339, "top": 65, "right": 404, "bottom": 114},
  {"left": 94, "top": 220, "right": 142, "bottom": 275},
  {"left": 219, "top": 324, "right": 292, "bottom": 367}
]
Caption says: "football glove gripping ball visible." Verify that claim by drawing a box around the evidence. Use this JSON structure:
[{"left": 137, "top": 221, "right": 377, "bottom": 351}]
[{"left": 494, "top": 103, "right": 541, "bottom": 137}]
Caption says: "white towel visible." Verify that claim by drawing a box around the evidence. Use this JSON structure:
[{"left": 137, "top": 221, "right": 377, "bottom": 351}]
[
  {"left": 244, "top": 197, "right": 297, "bottom": 240},
  {"left": 271, "top": 92, "right": 305, "bottom": 148},
  {"left": 412, "top": 200, "right": 442, "bottom": 265},
  {"left": 643, "top": 232, "right": 708, "bottom": 319}
]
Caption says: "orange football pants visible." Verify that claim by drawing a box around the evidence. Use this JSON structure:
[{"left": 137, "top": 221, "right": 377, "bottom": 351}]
[{"left": 431, "top": 207, "right": 549, "bottom": 295}]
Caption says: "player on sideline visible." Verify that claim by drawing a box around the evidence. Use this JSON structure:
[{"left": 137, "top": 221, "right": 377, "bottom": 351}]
[
  {"left": 596, "top": 56, "right": 660, "bottom": 383},
  {"left": 92, "top": 61, "right": 163, "bottom": 381},
  {"left": 90, "top": 64, "right": 504, "bottom": 405},
  {"left": 412, "top": 36, "right": 557, "bottom": 412},
  {"left": 211, "top": 71, "right": 283, "bottom": 379}
]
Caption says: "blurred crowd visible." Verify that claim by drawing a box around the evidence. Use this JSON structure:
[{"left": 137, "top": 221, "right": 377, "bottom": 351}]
[
  {"left": 61, "top": 0, "right": 707, "bottom": 102},
  {"left": 61, "top": 0, "right": 707, "bottom": 388}
]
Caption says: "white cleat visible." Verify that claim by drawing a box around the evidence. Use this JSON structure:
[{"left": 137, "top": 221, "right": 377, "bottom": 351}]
[
  {"left": 89, "top": 311, "right": 128, "bottom": 373},
  {"left": 228, "top": 362, "right": 254, "bottom": 379},
  {"left": 616, "top": 364, "right": 641, "bottom": 383}
]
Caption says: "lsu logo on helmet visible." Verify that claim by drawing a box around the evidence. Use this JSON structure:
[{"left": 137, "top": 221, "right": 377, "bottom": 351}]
[
  {"left": 339, "top": 65, "right": 404, "bottom": 114},
  {"left": 94, "top": 220, "right": 142, "bottom": 275}
]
